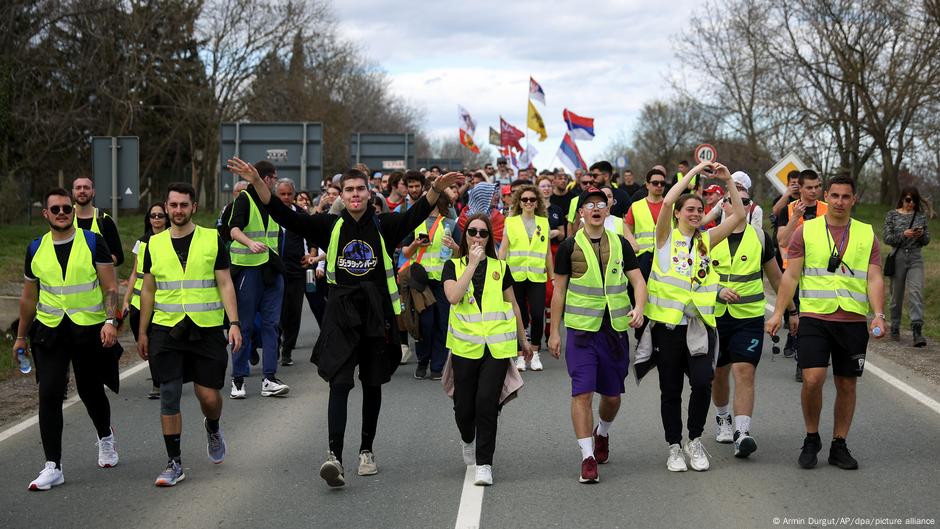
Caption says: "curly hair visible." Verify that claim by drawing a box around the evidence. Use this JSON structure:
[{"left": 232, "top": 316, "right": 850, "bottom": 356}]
[
  {"left": 509, "top": 184, "right": 547, "bottom": 217},
  {"left": 672, "top": 193, "right": 708, "bottom": 256}
]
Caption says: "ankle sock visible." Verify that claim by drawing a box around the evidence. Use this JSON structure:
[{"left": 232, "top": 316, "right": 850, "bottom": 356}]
[
  {"left": 734, "top": 415, "right": 751, "bottom": 434},
  {"left": 577, "top": 437, "right": 593, "bottom": 460},
  {"left": 596, "top": 419, "right": 612, "bottom": 437},
  {"left": 164, "top": 434, "right": 181, "bottom": 459},
  {"left": 205, "top": 418, "right": 220, "bottom": 433},
  {"left": 715, "top": 405, "right": 730, "bottom": 417}
]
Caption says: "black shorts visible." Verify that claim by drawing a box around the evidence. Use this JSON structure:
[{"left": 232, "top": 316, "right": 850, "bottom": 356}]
[
  {"left": 716, "top": 315, "right": 764, "bottom": 368},
  {"left": 148, "top": 324, "right": 229, "bottom": 389},
  {"left": 797, "top": 316, "right": 868, "bottom": 377}
]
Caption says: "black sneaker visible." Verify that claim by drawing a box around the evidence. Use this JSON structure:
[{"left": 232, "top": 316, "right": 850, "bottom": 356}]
[
  {"left": 250, "top": 348, "right": 260, "bottom": 366},
  {"left": 828, "top": 438, "right": 859, "bottom": 470},
  {"left": 414, "top": 366, "right": 428, "bottom": 379},
  {"left": 281, "top": 357, "right": 294, "bottom": 367},
  {"left": 798, "top": 434, "right": 822, "bottom": 469},
  {"left": 429, "top": 372, "right": 443, "bottom": 381},
  {"left": 783, "top": 345, "right": 796, "bottom": 358}
]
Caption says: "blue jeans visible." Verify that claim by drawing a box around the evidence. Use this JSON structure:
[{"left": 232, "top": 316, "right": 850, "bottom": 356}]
[
  {"left": 232, "top": 268, "right": 284, "bottom": 379},
  {"left": 417, "top": 281, "right": 449, "bottom": 374}
]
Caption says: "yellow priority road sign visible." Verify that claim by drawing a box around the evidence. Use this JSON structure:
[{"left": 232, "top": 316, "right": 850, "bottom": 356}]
[{"left": 765, "top": 152, "right": 808, "bottom": 195}]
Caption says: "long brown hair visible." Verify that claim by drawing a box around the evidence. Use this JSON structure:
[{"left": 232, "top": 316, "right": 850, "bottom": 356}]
[
  {"left": 673, "top": 193, "right": 707, "bottom": 255},
  {"left": 510, "top": 184, "right": 547, "bottom": 217},
  {"left": 458, "top": 213, "right": 498, "bottom": 261}
]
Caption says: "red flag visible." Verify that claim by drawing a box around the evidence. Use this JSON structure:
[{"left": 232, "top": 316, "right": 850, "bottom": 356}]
[
  {"left": 500, "top": 117, "right": 525, "bottom": 152},
  {"left": 459, "top": 129, "right": 480, "bottom": 153}
]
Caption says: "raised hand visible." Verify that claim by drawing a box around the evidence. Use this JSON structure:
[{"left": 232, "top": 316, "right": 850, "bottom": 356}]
[{"left": 226, "top": 157, "right": 260, "bottom": 182}]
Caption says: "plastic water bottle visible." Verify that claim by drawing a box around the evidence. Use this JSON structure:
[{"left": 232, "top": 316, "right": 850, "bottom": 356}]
[
  {"left": 305, "top": 268, "right": 317, "bottom": 293},
  {"left": 16, "top": 347, "right": 31, "bottom": 375},
  {"left": 440, "top": 224, "right": 453, "bottom": 260},
  {"left": 872, "top": 326, "right": 883, "bottom": 337}
]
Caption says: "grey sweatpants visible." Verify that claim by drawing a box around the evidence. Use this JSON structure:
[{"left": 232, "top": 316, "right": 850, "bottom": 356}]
[{"left": 890, "top": 248, "right": 924, "bottom": 325}]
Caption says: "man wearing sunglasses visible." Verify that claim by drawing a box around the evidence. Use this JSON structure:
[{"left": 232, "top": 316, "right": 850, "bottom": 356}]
[
  {"left": 565, "top": 171, "right": 597, "bottom": 235},
  {"left": 71, "top": 177, "right": 124, "bottom": 267},
  {"left": 623, "top": 168, "right": 668, "bottom": 296},
  {"left": 15, "top": 188, "right": 122, "bottom": 491}
]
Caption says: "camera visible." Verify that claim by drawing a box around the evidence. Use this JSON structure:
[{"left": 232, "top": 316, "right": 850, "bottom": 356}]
[{"left": 827, "top": 254, "right": 841, "bottom": 273}]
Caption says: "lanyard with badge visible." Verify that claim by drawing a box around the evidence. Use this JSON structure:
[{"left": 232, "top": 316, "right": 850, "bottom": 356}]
[{"left": 825, "top": 218, "right": 854, "bottom": 275}]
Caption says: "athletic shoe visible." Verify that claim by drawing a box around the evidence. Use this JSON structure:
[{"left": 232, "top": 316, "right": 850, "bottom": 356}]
[
  {"left": 529, "top": 352, "right": 544, "bottom": 371},
  {"left": 28, "top": 462, "right": 64, "bottom": 491},
  {"left": 514, "top": 356, "right": 527, "bottom": 372},
  {"left": 783, "top": 345, "right": 797, "bottom": 358},
  {"left": 715, "top": 414, "right": 734, "bottom": 444},
  {"left": 249, "top": 347, "right": 260, "bottom": 366},
  {"left": 798, "top": 434, "right": 822, "bottom": 469},
  {"left": 462, "top": 439, "right": 476, "bottom": 466},
  {"left": 400, "top": 344, "right": 412, "bottom": 365},
  {"left": 154, "top": 459, "right": 185, "bottom": 487},
  {"left": 229, "top": 378, "right": 246, "bottom": 399},
  {"left": 579, "top": 456, "right": 599, "bottom": 483},
  {"left": 357, "top": 450, "right": 378, "bottom": 476},
  {"left": 96, "top": 429, "right": 119, "bottom": 468},
  {"left": 206, "top": 419, "right": 226, "bottom": 464},
  {"left": 474, "top": 464, "right": 493, "bottom": 486},
  {"left": 429, "top": 372, "right": 443, "bottom": 381},
  {"left": 733, "top": 430, "right": 757, "bottom": 458},
  {"left": 414, "top": 366, "right": 427, "bottom": 379},
  {"left": 147, "top": 386, "right": 160, "bottom": 400},
  {"left": 795, "top": 364, "right": 803, "bottom": 383},
  {"left": 667, "top": 443, "right": 688, "bottom": 472},
  {"left": 828, "top": 438, "right": 859, "bottom": 470},
  {"left": 260, "top": 377, "right": 289, "bottom": 397},
  {"left": 592, "top": 426, "right": 609, "bottom": 464},
  {"left": 684, "top": 437, "right": 710, "bottom": 471},
  {"left": 319, "top": 452, "right": 345, "bottom": 487},
  {"left": 281, "top": 357, "right": 294, "bottom": 367}
]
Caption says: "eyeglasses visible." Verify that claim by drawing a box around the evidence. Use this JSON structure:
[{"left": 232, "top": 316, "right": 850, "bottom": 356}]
[
  {"left": 519, "top": 197, "right": 539, "bottom": 204},
  {"left": 149, "top": 213, "right": 167, "bottom": 219},
  {"left": 466, "top": 228, "right": 490, "bottom": 238},
  {"left": 579, "top": 180, "right": 593, "bottom": 187},
  {"left": 582, "top": 202, "right": 607, "bottom": 210},
  {"left": 722, "top": 197, "right": 752, "bottom": 206},
  {"left": 48, "top": 205, "right": 73, "bottom": 215},
  {"left": 648, "top": 181, "right": 666, "bottom": 187},
  {"left": 904, "top": 197, "right": 914, "bottom": 203}
]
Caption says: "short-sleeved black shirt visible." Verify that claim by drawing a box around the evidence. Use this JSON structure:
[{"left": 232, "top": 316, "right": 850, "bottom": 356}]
[
  {"left": 24, "top": 232, "right": 112, "bottom": 281},
  {"left": 554, "top": 234, "right": 639, "bottom": 277},
  {"left": 142, "top": 230, "right": 230, "bottom": 273},
  {"left": 76, "top": 214, "right": 124, "bottom": 266},
  {"left": 442, "top": 258, "right": 515, "bottom": 303}
]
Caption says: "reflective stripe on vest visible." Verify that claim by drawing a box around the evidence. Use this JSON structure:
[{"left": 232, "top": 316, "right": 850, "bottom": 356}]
[
  {"left": 798, "top": 216, "right": 872, "bottom": 316},
  {"left": 73, "top": 207, "right": 107, "bottom": 235},
  {"left": 31, "top": 229, "right": 106, "bottom": 327},
  {"left": 780, "top": 200, "right": 828, "bottom": 269},
  {"left": 229, "top": 191, "right": 280, "bottom": 266},
  {"left": 446, "top": 257, "right": 518, "bottom": 359},
  {"left": 563, "top": 230, "right": 633, "bottom": 332},
  {"left": 629, "top": 199, "right": 656, "bottom": 255},
  {"left": 712, "top": 225, "right": 765, "bottom": 319},
  {"left": 150, "top": 226, "right": 225, "bottom": 328},
  {"left": 505, "top": 215, "right": 548, "bottom": 282},
  {"left": 131, "top": 241, "right": 147, "bottom": 309},
  {"left": 325, "top": 217, "right": 402, "bottom": 315},
  {"left": 409, "top": 216, "right": 446, "bottom": 280},
  {"left": 643, "top": 229, "right": 719, "bottom": 327}
]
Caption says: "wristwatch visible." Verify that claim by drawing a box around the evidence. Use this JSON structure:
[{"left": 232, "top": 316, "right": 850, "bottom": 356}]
[
  {"left": 229, "top": 320, "right": 241, "bottom": 328},
  {"left": 874, "top": 313, "right": 886, "bottom": 319},
  {"left": 105, "top": 318, "right": 118, "bottom": 327}
]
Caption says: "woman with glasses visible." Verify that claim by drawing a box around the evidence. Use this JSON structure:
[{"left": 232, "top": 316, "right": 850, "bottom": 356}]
[
  {"left": 443, "top": 213, "right": 531, "bottom": 486},
  {"left": 122, "top": 202, "right": 168, "bottom": 399},
  {"left": 498, "top": 185, "right": 552, "bottom": 371},
  {"left": 883, "top": 187, "right": 931, "bottom": 346}
]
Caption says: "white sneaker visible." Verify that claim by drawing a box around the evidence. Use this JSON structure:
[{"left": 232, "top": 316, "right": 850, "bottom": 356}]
[
  {"left": 474, "top": 464, "right": 493, "bottom": 486},
  {"left": 715, "top": 414, "right": 734, "bottom": 443},
  {"left": 357, "top": 450, "right": 378, "bottom": 476},
  {"left": 261, "top": 377, "right": 290, "bottom": 397},
  {"left": 733, "top": 431, "right": 757, "bottom": 458},
  {"left": 684, "top": 437, "right": 710, "bottom": 471},
  {"left": 96, "top": 429, "right": 118, "bottom": 468},
  {"left": 529, "top": 352, "right": 543, "bottom": 371},
  {"left": 28, "top": 462, "right": 64, "bottom": 491},
  {"left": 514, "top": 356, "right": 527, "bottom": 372},
  {"left": 667, "top": 443, "right": 687, "bottom": 472},
  {"left": 319, "top": 452, "right": 345, "bottom": 487},
  {"left": 400, "top": 344, "right": 412, "bottom": 365},
  {"left": 229, "top": 379, "right": 246, "bottom": 399},
  {"left": 462, "top": 439, "right": 476, "bottom": 466}
]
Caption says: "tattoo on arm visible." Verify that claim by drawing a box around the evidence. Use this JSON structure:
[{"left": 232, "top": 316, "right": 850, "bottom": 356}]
[{"left": 106, "top": 291, "right": 120, "bottom": 319}]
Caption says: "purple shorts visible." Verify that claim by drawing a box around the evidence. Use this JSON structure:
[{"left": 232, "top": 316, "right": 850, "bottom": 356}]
[{"left": 565, "top": 322, "right": 630, "bottom": 397}]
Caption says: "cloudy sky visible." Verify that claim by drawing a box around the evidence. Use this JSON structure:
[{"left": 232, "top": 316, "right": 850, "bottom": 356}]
[{"left": 335, "top": 0, "right": 700, "bottom": 170}]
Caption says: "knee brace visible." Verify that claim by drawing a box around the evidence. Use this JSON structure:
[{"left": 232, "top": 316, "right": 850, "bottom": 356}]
[{"left": 159, "top": 378, "right": 184, "bottom": 415}]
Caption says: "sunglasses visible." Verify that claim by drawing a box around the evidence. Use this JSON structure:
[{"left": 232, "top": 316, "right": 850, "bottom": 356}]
[
  {"left": 466, "top": 228, "right": 490, "bottom": 238},
  {"left": 519, "top": 197, "right": 539, "bottom": 204},
  {"left": 648, "top": 181, "right": 666, "bottom": 187},
  {"left": 149, "top": 213, "right": 167, "bottom": 219},
  {"left": 722, "top": 197, "right": 752, "bottom": 206},
  {"left": 48, "top": 205, "right": 73, "bottom": 215},
  {"left": 904, "top": 197, "right": 914, "bottom": 203},
  {"left": 582, "top": 202, "right": 608, "bottom": 210}
]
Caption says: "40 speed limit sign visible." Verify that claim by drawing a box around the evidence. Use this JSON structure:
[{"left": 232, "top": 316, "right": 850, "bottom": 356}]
[{"left": 694, "top": 143, "right": 717, "bottom": 164}]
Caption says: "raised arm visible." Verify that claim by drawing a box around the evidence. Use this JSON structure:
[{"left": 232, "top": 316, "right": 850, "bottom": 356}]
[
  {"left": 656, "top": 162, "right": 708, "bottom": 245},
  {"left": 705, "top": 164, "right": 746, "bottom": 247}
]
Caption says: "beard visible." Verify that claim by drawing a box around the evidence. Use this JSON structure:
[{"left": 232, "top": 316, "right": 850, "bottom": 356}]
[
  {"left": 74, "top": 195, "right": 92, "bottom": 206},
  {"left": 170, "top": 213, "right": 192, "bottom": 227},
  {"left": 48, "top": 217, "right": 72, "bottom": 232}
]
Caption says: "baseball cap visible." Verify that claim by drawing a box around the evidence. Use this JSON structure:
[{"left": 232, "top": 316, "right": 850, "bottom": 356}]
[
  {"left": 731, "top": 171, "right": 752, "bottom": 191},
  {"left": 703, "top": 184, "right": 724, "bottom": 195},
  {"left": 578, "top": 187, "right": 607, "bottom": 208},
  {"left": 501, "top": 184, "right": 512, "bottom": 196}
]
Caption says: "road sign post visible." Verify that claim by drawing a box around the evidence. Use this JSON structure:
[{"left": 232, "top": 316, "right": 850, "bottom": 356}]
[
  {"left": 92, "top": 136, "right": 140, "bottom": 221},
  {"left": 765, "top": 152, "right": 809, "bottom": 195}
]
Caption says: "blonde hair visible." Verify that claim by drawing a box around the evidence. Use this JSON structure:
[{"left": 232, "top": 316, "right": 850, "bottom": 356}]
[{"left": 510, "top": 184, "right": 547, "bottom": 217}]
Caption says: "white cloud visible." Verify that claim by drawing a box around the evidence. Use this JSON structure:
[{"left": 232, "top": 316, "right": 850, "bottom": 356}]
[{"left": 334, "top": 0, "right": 700, "bottom": 170}]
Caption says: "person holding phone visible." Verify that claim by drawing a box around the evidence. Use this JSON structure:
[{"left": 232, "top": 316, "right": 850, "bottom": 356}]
[{"left": 883, "top": 186, "right": 930, "bottom": 346}]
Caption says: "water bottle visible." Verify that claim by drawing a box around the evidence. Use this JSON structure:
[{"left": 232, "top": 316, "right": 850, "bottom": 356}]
[
  {"left": 305, "top": 268, "right": 317, "bottom": 293},
  {"left": 440, "top": 224, "right": 453, "bottom": 260},
  {"left": 16, "top": 347, "right": 31, "bottom": 375},
  {"left": 872, "top": 326, "right": 883, "bottom": 337}
]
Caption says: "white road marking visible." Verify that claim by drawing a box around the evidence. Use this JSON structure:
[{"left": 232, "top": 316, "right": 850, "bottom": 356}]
[
  {"left": 454, "top": 465, "right": 484, "bottom": 529},
  {"left": 0, "top": 360, "right": 151, "bottom": 444}
]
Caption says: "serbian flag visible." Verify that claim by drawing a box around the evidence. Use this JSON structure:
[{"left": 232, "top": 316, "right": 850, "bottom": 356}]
[
  {"left": 556, "top": 132, "right": 586, "bottom": 173},
  {"left": 563, "top": 108, "right": 595, "bottom": 141},
  {"left": 459, "top": 129, "right": 480, "bottom": 153},
  {"left": 529, "top": 76, "right": 546, "bottom": 105},
  {"left": 500, "top": 116, "right": 525, "bottom": 152}
]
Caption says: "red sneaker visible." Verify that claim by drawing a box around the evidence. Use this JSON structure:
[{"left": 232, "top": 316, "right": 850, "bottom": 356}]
[
  {"left": 593, "top": 426, "right": 609, "bottom": 464},
  {"left": 579, "top": 456, "right": 599, "bottom": 484}
]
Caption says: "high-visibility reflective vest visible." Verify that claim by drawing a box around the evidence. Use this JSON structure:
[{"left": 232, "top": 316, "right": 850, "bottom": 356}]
[
  {"left": 567, "top": 197, "right": 579, "bottom": 224},
  {"left": 149, "top": 226, "right": 225, "bottom": 328},
  {"left": 629, "top": 199, "right": 656, "bottom": 256},
  {"left": 505, "top": 215, "right": 549, "bottom": 282},
  {"left": 606, "top": 215, "right": 625, "bottom": 237},
  {"left": 799, "top": 216, "right": 872, "bottom": 316},
  {"left": 73, "top": 207, "right": 109, "bottom": 235},
  {"left": 408, "top": 216, "right": 446, "bottom": 280},
  {"left": 712, "top": 225, "right": 765, "bottom": 319},
  {"left": 564, "top": 230, "right": 633, "bottom": 332},
  {"left": 325, "top": 217, "right": 402, "bottom": 315},
  {"left": 130, "top": 238, "right": 147, "bottom": 310},
  {"left": 31, "top": 229, "right": 106, "bottom": 327},
  {"left": 229, "top": 191, "right": 280, "bottom": 267},
  {"left": 446, "top": 257, "right": 518, "bottom": 359},
  {"left": 644, "top": 228, "right": 719, "bottom": 327},
  {"left": 780, "top": 200, "right": 827, "bottom": 269}
]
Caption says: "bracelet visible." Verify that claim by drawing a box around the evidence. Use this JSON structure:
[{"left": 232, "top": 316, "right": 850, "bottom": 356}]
[
  {"left": 16, "top": 336, "right": 25, "bottom": 340},
  {"left": 229, "top": 320, "right": 241, "bottom": 328},
  {"left": 432, "top": 186, "right": 446, "bottom": 194},
  {"left": 874, "top": 313, "right": 886, "bottom": 319}
]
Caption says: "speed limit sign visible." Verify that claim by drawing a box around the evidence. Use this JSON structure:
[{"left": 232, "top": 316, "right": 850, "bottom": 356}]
[{"left": 694, "top": 144, "right": 717, "bottom": 164}]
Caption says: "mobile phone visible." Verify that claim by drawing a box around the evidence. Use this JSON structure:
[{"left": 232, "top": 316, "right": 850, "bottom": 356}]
[{"left": 418, "top": 233, "right": 430, "bottom": 243}]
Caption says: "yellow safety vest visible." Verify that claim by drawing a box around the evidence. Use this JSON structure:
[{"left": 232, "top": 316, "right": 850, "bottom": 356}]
[
  {"left": 130, "top": 238, "right": 147, "bottom": 310},
  {"left": 409, "top": 216, "right": 446, "bottom": 281},
  {"left": 567, "top": 197, "right": 579, "bottom": 224},
  {"left": 149, "top": 226, "right": 225, "bottom": 328},
  {"left": 73, "top": 207, "right": 109, "bottom": 235},
  {"left": 564, "top": 230, "right": 633, "bottom": 332},
  {"left": 799, "top": 216, "right": 872, "bottom": 316},
  {"left": 229, "top": 191, "right": 280, "bottom": 267},
  {"left": 446, "top": 257, "right": 518, "bottom": 359},
  {"left": 607, "top": 215, "right": 624, "bottom": 237},
  {"left": 31, "top": 230, "right": 106, "bottom": 327},
  {"left": 505, "top": 215, "right": 549, "bottom": 282},
  {"left": 781, "top": 200, "right": 827, "bottom": 269},
  {"left": 325, "top": 217, "right": 402, "bottom": 315},
  {"left": 712, "top": 225, "right": 765, "bottom": 319},
  {"left": 629, "top": 199, "right": 656, "bottom": 256},
  {"left": 644, "top": 228, "right": 719, "bottom": 327}
]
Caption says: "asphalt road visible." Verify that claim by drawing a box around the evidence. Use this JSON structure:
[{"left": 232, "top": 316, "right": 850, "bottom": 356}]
[{"left": 1, "top": 302, "right": 939, "bottom": 529}]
